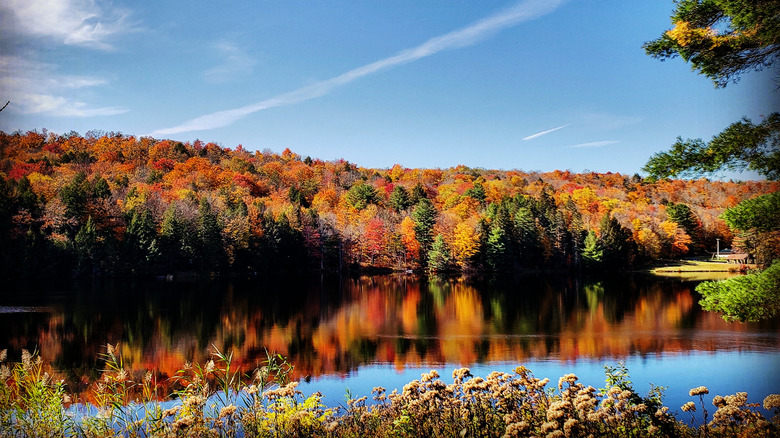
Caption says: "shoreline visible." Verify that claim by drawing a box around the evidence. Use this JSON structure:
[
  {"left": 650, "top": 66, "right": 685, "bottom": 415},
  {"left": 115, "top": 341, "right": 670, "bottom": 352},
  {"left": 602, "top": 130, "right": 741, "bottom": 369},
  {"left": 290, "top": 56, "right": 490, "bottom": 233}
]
[{"left": 645, "top": 258, "right": 755, "bottom": 275}]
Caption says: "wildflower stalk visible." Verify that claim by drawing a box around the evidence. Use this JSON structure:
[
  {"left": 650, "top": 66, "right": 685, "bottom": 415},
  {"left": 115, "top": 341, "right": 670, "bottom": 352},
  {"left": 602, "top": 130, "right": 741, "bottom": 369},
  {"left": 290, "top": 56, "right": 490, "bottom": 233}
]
[{"left": 1, "top": 345, "right": 780, "bottom": 437}]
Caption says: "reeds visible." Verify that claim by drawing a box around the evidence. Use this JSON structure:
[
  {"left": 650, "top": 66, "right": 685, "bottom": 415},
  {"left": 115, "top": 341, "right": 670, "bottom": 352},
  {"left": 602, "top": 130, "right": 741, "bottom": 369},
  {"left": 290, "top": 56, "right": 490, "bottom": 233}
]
[{"left": 0, "top": 346, "right": 778, "bottom": 437}]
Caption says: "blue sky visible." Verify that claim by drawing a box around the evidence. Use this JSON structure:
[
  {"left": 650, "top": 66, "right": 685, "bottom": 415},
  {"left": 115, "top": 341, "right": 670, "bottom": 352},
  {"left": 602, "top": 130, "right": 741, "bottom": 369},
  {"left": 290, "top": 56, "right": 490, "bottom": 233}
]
[{"left": 1, "top": 0, "right": 775, "bottom": 175}]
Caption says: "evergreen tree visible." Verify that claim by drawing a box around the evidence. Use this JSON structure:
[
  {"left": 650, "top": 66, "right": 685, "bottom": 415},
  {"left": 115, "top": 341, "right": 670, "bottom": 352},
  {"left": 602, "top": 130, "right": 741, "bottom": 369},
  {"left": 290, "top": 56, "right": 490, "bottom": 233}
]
[
  {"left": 124, "top": 209, "right": 160, "bottom": 275},
  {"left": 514, "top": 207, "right": 542, "bottom": 268},
  {"left": 666, "top": 203, "right": 701, "bottom": 243},
  {"left": 0, "top": 176, "right": 13, "bottom": 278},
  {"left": 92, "top": 174, "right": 111, "bottom": 199},
  {"left": 549, "top": 210, "right": 572, "bottom": 268},
  {"left": 464, "top": 183, "right": 486, "bottom": 205},
  {"left": 288, "top": 186, "right": 306, "bottom": 207},
  {"left": 60, "top": 172, "right": 91, "bottom": 220},
  {"left": 160, "top": 204, "right": 197, "bottom": 272},
  {"left": 197, "top": 198, "right": 225, "bottom": 273},
  {"left": 345, "top": 182, "right": 378, "bottom": 210},
  {"left": 410, "top": 182, "right": 427, "bottom": 204},
  {"left": 412, "top": 198, "right": 437, "bottom": 267},
  {"left": 389, "top": 185, "right": 412, "bottom": 212},
  {"left": 261, "top": 214, "right": 307, "bottom": 273},
  {"left": 486, "top": 226, "right": 512, "bottom": 272},
  {"left": 537, "top": 185, "right": 557, "bottom": 230},
  {"left": 582, "top": 230, "right": 603, "bottom": 269},
  {"left": 74, "top": 216, "right": 98, "bottom": 277},
  {"left": 565, "top": 198, "right": 586, "bottom": 269},
  {"left": 598, "top": 214, "right": 636, "bottom": 270},
  {"left": 427, "top": 234, "right": 453, "bottom": 273},
  {"left": 14, "top": 176, "right": 39, "bottom": 213}
]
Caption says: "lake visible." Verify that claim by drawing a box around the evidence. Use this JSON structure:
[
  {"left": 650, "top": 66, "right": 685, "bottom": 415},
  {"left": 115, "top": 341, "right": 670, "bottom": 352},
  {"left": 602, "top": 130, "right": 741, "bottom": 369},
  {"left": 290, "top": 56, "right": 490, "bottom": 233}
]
[{"left": 1, "top": 273, "right": 778, "bottom": 421}]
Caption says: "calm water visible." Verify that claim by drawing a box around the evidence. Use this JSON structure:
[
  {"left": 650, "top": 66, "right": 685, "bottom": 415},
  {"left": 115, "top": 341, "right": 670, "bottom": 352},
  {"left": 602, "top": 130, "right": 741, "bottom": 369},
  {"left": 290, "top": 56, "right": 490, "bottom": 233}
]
[{"left": 1, "top": 273, "right": 778, "bottom": 420}]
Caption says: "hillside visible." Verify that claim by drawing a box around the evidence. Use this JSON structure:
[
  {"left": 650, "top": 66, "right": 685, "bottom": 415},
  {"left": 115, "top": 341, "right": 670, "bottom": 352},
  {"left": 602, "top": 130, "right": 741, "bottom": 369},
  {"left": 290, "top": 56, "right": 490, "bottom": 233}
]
[{"left": 1, "top": 130, "right": 777, "bottom": 278}]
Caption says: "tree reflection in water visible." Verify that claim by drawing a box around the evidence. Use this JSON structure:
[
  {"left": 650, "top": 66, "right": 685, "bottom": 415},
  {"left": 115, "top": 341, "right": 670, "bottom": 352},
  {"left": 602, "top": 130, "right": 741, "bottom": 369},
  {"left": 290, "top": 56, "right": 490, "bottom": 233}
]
[{"left": 1, "top": 273, "right": 777, "bottom": 400}]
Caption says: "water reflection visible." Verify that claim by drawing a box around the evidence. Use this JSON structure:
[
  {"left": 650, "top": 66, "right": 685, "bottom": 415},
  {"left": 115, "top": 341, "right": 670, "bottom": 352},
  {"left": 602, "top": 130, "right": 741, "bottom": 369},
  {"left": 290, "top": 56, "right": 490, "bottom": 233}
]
[{"left": 1, "top": 274, "right": 778, "bottom": 397}]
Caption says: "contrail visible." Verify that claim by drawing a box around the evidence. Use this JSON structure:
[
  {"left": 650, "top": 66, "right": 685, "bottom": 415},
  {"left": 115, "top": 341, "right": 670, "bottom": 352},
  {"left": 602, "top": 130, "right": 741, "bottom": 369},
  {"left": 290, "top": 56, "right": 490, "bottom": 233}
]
[
  {"left": 151, "top": 0, "right": 565, "bottom": 136},
  {"left": 565, "top": 140, "right": 619, "bottom": 148},
  {"left": 522, "top": 123, "right": 569, "bottom": 141}
]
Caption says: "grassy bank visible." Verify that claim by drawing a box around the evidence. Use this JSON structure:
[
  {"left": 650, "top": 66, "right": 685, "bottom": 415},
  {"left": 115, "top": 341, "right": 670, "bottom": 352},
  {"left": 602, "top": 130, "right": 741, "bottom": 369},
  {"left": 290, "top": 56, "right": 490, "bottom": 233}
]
[
  {"left": 646, "top": 258, "right": 754, "bottom": 280},
  {"left": 1, "top": 347, "right": 778, "bottom": 437}
]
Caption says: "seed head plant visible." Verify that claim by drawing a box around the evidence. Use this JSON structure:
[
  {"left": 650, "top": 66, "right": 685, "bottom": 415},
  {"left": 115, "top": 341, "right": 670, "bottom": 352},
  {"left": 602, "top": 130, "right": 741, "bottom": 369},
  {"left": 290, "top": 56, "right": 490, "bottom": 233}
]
[{"left": 0, "top": 345, "right": 779, "bottom": 437}]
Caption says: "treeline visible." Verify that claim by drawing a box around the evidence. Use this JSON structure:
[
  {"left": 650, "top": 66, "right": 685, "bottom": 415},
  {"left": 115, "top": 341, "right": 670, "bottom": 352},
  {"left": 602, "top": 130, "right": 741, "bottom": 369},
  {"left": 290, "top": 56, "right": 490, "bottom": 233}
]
[{"left": 0, "top": 129, "right": 777, "bottom": 279}]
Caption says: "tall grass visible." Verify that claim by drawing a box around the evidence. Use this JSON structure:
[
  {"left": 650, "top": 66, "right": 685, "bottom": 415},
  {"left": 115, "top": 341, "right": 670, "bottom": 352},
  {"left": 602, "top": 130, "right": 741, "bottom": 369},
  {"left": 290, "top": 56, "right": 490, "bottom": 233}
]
[{"left": 0, "top": 346, "right": 778, "bottom": 437}]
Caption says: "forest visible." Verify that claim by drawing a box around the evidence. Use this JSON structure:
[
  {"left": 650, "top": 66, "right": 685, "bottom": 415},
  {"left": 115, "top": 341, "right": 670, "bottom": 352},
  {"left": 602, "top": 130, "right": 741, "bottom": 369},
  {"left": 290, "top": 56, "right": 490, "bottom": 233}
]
[{"left": 1, "top": 129, "right": 777, "bottom": 279}]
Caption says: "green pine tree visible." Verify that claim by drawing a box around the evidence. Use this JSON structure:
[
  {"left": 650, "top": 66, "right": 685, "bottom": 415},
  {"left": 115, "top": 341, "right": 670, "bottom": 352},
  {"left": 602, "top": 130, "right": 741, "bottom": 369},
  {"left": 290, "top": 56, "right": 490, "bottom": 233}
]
[{"left": 427, "top": 234, "right": 453, "bottom": 273}]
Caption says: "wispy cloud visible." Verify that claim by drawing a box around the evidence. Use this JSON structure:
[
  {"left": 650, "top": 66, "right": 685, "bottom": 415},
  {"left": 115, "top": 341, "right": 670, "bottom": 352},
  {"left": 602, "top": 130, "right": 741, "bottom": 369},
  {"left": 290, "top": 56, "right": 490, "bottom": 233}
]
[
  {"left": 1, "top": 0, "right": 132, "bottom": 49},
  {"left": 522, "top": 124, "right": 569, "bottom": 141},
  {"left": 565, "top": 140, "right": 619, "bottom": 148},
  {"left": 203, "top": 41, "right": 258, "bottom": 83},
  {"left": 579, "top": 112, "right": 643, "bottom": 131},
  {"left": 152, "top": 0, "right": 565, "bottom": 136},
  {"left": 0, "top": 55, "right": 128, "bottom": 117}
]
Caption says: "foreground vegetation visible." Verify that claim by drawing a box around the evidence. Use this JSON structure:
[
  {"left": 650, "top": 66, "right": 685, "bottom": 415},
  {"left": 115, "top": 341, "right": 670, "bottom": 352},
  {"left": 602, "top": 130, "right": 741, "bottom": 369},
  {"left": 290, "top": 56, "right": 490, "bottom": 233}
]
[
  {"left": 1, "top": 346, "right": 778, "bottom": 438},
  {"left": 697, "top": 259, "right": 780, "bottom": 322}
]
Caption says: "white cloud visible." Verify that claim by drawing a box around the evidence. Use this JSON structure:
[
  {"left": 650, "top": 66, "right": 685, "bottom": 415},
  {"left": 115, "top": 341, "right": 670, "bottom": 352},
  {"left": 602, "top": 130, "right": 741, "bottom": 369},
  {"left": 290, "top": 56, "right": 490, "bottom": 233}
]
[
  {"left": 152, "top": 0, "right": 565, "bottom": 136},
  {"left": 13, "top": 93, "right": 124, "bottom": 117},
  {"left": 1, "top": 0, "right": 131, "bottom": 49},
  {"left": 0, "top": 55, "right": 128, "bottom": 117},
  {"left": 203, "top": 42, "right": 258, "bottom": 83},
  {"left": 522, "top": 124, "right": 569, "bottom": 141},
  {"left": 565, "top": 140, "right": 619, "bottom": 148}
]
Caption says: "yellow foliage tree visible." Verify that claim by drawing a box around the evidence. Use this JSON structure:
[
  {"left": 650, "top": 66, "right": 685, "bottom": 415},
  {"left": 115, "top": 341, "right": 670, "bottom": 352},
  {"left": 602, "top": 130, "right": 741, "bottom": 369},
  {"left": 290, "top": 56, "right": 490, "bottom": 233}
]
[
  {"left": 400, "top": 216, "right": 420, "bottom": 265},
  {"left": 452, "top": 220, "right": 481, "bottom": 268},
  {"left": 660, "top": 220, "right": 692, "bottom": 257}
]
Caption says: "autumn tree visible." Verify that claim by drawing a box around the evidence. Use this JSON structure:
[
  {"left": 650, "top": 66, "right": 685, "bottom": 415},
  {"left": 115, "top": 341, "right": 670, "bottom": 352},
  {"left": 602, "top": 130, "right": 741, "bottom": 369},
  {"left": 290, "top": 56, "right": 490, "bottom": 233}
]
[
  {"left": 362, "top": 217, "right": 388, "bottom": 265},
  {"left": 452, "top": 220, "right": 481, "bottom": 270},
  {"left": 399, "top": 215, "right": 420, "bottom": 267},
  {"left": 2, "top": 130, "right": 779, "bottom": 279}
]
